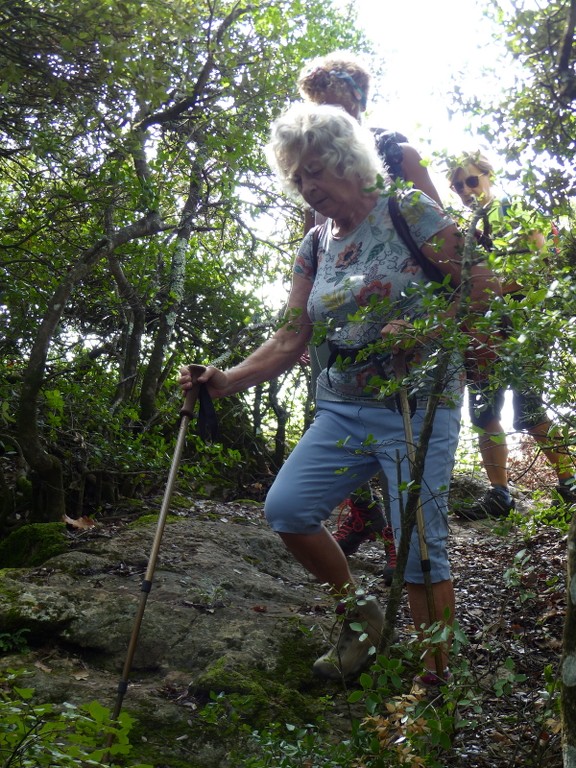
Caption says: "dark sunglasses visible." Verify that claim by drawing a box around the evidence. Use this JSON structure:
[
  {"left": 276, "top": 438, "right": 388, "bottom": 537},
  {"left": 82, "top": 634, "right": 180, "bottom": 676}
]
[{"left": 452, "top": 173, "right": 486, "bottom": 194}]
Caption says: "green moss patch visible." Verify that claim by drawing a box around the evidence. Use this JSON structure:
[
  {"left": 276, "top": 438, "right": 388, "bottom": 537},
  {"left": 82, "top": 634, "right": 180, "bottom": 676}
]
[
  {"left": 127, "top": 513, "right": 179, "bottom": 529},
  {"left": 191, "top": 627, "right": 329, "bottom": 731},
  {"left": 0, "top": 523, "right": 68, "bottom": 568}
]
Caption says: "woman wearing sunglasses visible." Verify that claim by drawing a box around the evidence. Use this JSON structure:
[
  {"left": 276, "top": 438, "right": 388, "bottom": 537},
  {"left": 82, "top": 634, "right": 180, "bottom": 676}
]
[{"left": 448, "top": 152, "right": 576, "bottom": 519}]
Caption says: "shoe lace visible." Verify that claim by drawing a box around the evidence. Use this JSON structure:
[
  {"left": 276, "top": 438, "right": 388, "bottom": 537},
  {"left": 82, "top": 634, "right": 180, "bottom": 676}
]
[
  {"left": 382, "top": 526, "right": 397, "bottom": 567},
  {"left": 334, "top": 500, "right": 366, "bottom": 536}
]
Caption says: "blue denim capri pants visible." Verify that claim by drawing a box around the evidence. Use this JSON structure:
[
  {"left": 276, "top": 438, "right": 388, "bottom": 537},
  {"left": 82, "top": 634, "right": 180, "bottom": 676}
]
[{"left": 264, "top": 399, "right": 462, "bottom": 584}]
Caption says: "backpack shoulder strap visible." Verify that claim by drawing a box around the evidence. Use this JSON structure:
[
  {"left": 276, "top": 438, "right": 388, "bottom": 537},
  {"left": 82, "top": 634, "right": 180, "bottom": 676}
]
[
  {"left": 310, "top": 222, "right": 327, "bottom": 275},
  {"left": 388, "top": 194, "right": 447, "bottom": 285}
]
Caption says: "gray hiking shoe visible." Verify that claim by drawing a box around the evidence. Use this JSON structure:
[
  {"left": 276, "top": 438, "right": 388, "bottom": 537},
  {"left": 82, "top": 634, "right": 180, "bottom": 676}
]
[
  {"left": 553, "top": 482, "right": 576, "bottom": 507},
  {"left": 313, "top": 598, "right": 385, "bottom": 681},
  {"left": 455, "top": 487, "right": 515, "bottom": 521}
]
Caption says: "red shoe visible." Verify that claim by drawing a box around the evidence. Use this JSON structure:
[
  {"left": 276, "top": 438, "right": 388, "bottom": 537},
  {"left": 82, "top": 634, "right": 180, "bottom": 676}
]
[{"left": 333, "top": 498, "right": 386, "bottom": 556}]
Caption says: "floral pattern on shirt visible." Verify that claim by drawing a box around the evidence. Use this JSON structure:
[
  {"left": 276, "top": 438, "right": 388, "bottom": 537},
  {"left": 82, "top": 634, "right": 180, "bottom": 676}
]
[
  {"left": 294, "top": 191, "right": 462, "bottom": 405},
  {"left": 335, "top": 241, "right": 363, "bottom": 269}
]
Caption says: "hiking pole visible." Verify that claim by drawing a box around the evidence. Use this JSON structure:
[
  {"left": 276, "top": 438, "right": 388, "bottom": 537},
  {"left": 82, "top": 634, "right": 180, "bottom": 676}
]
[
  {"left": 109, "top": 364, "right": 205, "bottom": 727},
  {"left": 393, "top": 353, "right": 444, "bottom": 678}
]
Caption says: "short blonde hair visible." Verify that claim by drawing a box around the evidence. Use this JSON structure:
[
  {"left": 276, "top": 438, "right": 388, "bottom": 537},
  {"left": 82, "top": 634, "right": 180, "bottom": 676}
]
[
  {"left": 446, "top": 151, "right": 495, "bottom": 185},
  {"left": 266, "top": 102, "right": 385, "bottom": 199},
  {"left": 297, "top": 50, "right": 370, "bottom": 118}
]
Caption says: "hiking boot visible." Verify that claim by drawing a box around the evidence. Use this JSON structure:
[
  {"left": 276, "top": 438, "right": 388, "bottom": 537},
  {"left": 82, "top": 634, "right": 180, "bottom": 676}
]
[
  {"left": 313, "top": 598, "right": 385, "bottom": 681},
  {"left": 454, "top": 487, "right": 515, "bottom": 521},
  {"left": 382, "top": 526, "right": 397, "bottom": 586},
  {"left": 553, "top": 482, "right": 576, "bottom": 507},
  {"left": 333, "top": 498, "right": 386, "bottom": 555}
]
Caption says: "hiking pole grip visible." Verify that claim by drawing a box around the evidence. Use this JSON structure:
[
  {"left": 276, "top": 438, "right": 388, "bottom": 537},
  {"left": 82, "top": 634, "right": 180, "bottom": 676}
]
[{"left": 181, "top": 364, "right": 206, "bottom": 419}]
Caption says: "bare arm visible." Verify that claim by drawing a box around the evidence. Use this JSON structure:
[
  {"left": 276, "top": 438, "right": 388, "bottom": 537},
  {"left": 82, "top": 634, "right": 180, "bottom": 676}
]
[
  {"left": 400, "top": 144, "right": 443, "bottom": 206},
  {"left": 179, "top": 274, "right": 313, "bottom": 398}
]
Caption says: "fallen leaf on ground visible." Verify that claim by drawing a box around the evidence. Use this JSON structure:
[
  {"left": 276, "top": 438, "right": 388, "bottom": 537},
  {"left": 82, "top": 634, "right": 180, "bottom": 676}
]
[{"left": 62, "top": 514, "right": 96, "bottom": 529}]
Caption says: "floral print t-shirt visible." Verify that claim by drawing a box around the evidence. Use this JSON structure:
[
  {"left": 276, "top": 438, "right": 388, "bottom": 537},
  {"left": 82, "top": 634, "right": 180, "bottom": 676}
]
[{"left": 294, "top": 191, "right": 463, "bottom": 409}]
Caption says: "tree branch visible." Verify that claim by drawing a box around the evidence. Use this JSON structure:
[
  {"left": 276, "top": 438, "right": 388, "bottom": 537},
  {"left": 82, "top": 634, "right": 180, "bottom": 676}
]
[
  {"left": 557, "top": 0, "right": 576, "bottom": 100},
  {"left": 135, "top": 5, "right": 253, "bottom": 130}
]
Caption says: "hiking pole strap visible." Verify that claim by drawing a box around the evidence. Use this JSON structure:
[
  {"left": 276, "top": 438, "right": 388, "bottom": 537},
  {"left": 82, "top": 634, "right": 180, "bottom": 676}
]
[{"left": 181, "top": 364, "right": 219, "bottom": 442}]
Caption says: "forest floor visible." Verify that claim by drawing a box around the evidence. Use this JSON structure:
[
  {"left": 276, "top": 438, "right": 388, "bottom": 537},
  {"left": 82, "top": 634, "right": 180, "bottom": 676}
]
[
  {"left": 214, "top": 434, "right": 571, "bottom": 768},
  {"left": 330, "top": 441, "right": 570, "bottom": 768},
  {"left": 246, "top": 482, "right": 569, "bottom": 768},
  {"left": 361, "top": 516, "right": 566, "bottom": 768},
  {"left": 174, "top": 465, "right": 569, "bottom": 768},
  {"left": 2, "top": 441, "right": 571, "bottom": 768}
]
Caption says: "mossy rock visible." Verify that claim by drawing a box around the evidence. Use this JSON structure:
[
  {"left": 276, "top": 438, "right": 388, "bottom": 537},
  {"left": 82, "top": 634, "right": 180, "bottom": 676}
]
[
  {"left": 191, "top": 629, "right": 329, "bottom": 731},
  {"left": 127, "top": 513, "right": 179, "bottom": 529},
  {"left": 0, "top": 523, "right": 68, "bottom": 568}
]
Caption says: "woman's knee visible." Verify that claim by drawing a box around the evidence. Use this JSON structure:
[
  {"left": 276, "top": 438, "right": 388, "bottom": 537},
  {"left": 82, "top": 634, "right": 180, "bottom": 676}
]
[{"left": 264, "top": 483, "right": 326, "bottom": 534}]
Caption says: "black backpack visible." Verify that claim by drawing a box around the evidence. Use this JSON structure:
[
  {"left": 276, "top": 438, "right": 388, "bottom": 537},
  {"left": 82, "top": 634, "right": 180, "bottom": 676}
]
[{"left": 370, "top": 128, "right": 408, "bottom": 181}]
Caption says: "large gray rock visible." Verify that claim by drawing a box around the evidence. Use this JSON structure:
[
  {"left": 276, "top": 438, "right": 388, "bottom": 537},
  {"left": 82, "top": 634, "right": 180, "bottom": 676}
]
[
  {"left": 0, "top": 476, "right": 536, "bottom": 767},
  {"left": 0, "top": 503, "right": 373, "bottom": 767}
]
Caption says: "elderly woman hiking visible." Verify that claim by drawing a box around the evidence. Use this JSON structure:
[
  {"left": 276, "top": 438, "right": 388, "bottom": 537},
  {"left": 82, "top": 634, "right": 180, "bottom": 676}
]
[
  {"left": 180, "top": 104, "right": 501, "bottom": 685},
  {"left": 296, "top": 50, "right": 445, "bottom": 578}
]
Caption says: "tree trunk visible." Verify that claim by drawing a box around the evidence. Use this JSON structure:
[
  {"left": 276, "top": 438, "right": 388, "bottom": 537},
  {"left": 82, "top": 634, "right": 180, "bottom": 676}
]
[
  {"left": 16, "top": 213, "right": 164, "bottom": 521},
  {"left": 140, "top": 172, "right": 201, "bottom": 422},
  {"left": 267, "top": 377, "right": 287, "bottom": 471},
  {"left": 0, "top": 461, "right": 13, "bottom": 535},
  {"left": 561, "top": 512, "right": 576, "bottom": 767},
  {"left": 108, "top": 252, "right": 146, "bottom": 408},
  {"left": 17, "top": 238, "right": 111, "bottom": 521}
]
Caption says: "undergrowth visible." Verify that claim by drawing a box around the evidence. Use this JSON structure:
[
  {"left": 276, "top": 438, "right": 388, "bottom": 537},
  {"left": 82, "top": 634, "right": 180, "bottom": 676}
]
[{"left": 0, "top": 668, "right": 152, "bottom": 768}]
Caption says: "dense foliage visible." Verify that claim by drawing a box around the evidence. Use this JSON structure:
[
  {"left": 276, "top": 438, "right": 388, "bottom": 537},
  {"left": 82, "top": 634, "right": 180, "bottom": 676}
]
[
  {"left": 451, "top": 0, "right": 576, "bottom": 212},
  {"left": 2, "top": 1, "right": 576, "bottom": 764},
  {"left": 440, "top": 0, "right": 576, "bottom": 540},
  {"left": 0, "top": 0, "right": 364, "bottom": 525}
]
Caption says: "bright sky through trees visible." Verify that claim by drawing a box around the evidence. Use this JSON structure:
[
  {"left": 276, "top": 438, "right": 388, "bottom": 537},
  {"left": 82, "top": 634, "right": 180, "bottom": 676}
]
[
  {"left": 356, "top": 0, "right": 492, "bottom": 126},
  {"left": 353, "top": 0, "right": 505, "bottom": 201}
]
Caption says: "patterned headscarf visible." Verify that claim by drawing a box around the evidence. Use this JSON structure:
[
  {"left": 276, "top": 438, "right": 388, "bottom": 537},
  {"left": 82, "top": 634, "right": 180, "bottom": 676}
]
[
  {"left": 329, "top": 70, "right": 368, "bottom": 110},
  {"left": 297, "top": 52, "right": 371, "bottom": 118}
]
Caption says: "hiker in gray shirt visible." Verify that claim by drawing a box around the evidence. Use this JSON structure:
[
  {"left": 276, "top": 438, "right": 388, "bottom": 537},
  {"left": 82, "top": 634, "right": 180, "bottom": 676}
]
[{"left": 180, "top": 103, "right": 502, "bottom": 686}]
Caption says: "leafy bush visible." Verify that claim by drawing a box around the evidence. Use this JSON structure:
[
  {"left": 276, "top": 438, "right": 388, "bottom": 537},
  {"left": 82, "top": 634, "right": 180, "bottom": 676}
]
[
  {"left": 0, "top": 629, "right": 30, "bottom": 655},
  {"left": 0, "top": 670, "right": 152, "bottom": 768}
]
